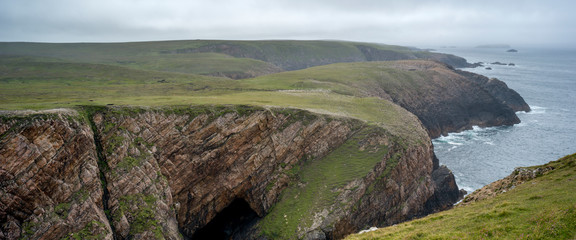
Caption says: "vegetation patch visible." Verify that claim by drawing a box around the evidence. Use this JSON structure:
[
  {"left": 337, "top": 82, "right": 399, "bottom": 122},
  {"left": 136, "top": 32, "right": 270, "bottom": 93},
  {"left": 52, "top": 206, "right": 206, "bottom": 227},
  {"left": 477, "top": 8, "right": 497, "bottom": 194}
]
[
  {"left": 54, "top": 202, "right": 71, "bottom": 219},
  {"left": 114, "top": 193, "right": 164, "bottom": 238},
  {"left": 105, "top": 134, "right": 125, "bottom": 155},
  {"left": 117, "top": 156, "right": 142, "bottom": 171},
  {"left": 260, "top": 125, "right": 390, "bottom": 239},
  {"left": 60, "top": 221, "right": 108, "bottom": 240},
  {"left": 72, "top": 188, "right": 90, "bottom": 202},
  {"left": 134, "top": 136, "right": 154, "bottom": 149},
  {"left": 19, "top": 222, "right": 36, "bottom": 240}
]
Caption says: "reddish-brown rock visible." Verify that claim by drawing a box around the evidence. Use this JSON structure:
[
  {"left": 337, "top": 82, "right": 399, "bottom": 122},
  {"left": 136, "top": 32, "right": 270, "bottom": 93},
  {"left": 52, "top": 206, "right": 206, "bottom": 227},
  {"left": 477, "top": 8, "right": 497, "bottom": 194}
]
[
  {"left": 0, "top": 111, "right": 112, "bottom": 240},
  {"left": 0, "top": 106, "right": 461, "bottom": 239}
]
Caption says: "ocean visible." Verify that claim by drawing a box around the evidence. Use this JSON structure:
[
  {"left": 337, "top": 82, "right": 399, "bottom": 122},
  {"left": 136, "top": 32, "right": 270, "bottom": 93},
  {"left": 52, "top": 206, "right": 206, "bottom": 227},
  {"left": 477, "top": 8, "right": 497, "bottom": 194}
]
[{"left": 431, "top": 47, "right": 576, "bottom": 192}]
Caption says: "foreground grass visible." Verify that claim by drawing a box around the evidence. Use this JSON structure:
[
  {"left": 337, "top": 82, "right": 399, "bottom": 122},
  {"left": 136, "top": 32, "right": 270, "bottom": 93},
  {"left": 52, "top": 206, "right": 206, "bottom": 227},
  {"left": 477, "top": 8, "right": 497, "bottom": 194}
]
[{"left": 346, "top": 153, "right": 576, "bottom": 240}]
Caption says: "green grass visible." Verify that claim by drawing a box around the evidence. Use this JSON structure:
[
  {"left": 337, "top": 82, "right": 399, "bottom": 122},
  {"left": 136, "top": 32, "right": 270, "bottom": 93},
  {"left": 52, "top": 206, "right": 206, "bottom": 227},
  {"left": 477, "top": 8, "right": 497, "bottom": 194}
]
[
  {"left": 60, "top": 221, "right": 108, "bottom": 240},
  {"left": 0, "top": 55, "right": 241, "bottom": 109},
  {"left": 239, "top": 61, "right": 430, "bottom": 106},
  {"left": 346, "top": 153, "right": 576, "bottom": 240},
  {"left": 0, "top": 56, "right": 429, "bottom": 143},
  {"left": 0, "top": 40, "right": 413, "bottom": 76},
  {"left": 260, "top": 126, "right": 392, "bottom": 239},
  {"left": 0, "top": 40, "right": 412, "bottom": 64},
  {"left": 95, "top": 52, "right": 282, "bottom": 78},
  {"left": 114, "top": 194, "right": 164, "bottom": 238}
]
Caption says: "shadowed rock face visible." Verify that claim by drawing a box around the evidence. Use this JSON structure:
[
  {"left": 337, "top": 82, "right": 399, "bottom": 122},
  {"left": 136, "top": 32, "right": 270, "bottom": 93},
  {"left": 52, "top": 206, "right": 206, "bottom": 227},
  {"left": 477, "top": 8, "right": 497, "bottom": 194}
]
[
  {"left": 355, "top": 61, "right": 529, "bottom": 138},
  {"left": 455, "top": 69, "right": 531, "bottom": 113},
  {"left": 0, "top": 106, "right": 461, "bottom": 239}
]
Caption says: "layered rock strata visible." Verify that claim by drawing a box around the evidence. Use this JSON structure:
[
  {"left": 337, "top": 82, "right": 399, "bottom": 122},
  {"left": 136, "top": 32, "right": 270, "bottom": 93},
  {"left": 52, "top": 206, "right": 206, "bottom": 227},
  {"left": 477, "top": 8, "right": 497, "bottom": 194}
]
[
  {"left": 0, "top": 111, "right": 112, "bottom": 239},
  {"left": 0, "top": 106, "right": 461, "bottom": 239}
]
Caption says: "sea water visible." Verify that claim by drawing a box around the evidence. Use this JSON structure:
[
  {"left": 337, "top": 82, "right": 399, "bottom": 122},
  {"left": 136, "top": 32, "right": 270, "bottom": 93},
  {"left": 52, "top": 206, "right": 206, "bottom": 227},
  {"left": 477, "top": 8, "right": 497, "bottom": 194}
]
[{"left": 431, "top": 47, "right": 576, "bottom": 192}]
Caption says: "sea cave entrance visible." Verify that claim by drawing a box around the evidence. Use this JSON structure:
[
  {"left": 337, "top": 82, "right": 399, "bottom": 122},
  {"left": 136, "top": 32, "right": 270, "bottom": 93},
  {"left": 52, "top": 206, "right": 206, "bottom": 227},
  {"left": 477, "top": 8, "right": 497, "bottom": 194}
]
[{"left": 192, "top": 198, "right": 260, "bottom": 240}]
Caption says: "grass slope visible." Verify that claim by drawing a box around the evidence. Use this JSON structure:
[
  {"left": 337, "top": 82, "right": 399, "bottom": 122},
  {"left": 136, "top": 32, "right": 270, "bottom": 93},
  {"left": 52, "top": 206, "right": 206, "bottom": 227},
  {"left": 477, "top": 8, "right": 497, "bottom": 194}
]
[
  {"left": 260, "top": 126, "right": 391, "bottom": 239},
  {"left": 0, "top": 56, "right": 430, "bottom": 142},
  {"left": 0, "top": 40, "right": 424, "bottom": 77},
  {"left": 0, "top": 55, "right": 240, "bottom": 109},
  {"left": 346, "top": 153, "right": 576, "bottom": 240},
  {"left": 0, "top": 40, "right": 413, "bottom": 63}
]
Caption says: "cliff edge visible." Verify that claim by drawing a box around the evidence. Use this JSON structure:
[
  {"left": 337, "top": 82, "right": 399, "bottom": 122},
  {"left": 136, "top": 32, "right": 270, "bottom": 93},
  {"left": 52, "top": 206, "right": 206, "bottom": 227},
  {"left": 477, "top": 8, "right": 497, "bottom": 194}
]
[{"left": 0, "top": 106, "right": 460, "bottom": 239}]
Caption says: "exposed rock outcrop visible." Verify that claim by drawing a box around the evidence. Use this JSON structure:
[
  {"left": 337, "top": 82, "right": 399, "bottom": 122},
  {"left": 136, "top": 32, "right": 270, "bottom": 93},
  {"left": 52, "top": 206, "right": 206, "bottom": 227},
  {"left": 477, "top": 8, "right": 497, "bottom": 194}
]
[
  {"left": 0, "top": 111, "right": 112, "bottom": 239},
  {"left": 455, "top": 70, "right": 531, "bottom": 112},
  {"left": 461, "top": 166, "right": 554, "bottom": 205},
  {"left": 92, "top": 106, "right": 363, "bottom": 238},
  {"left": 0, "top": 105, "right": 461, "bottom": 239},
  {"left": 357, "top": 45, "right": 475, "bottom": 68},
  {"left": 353, "top": 61, "right": 528, "bottom": 138}
]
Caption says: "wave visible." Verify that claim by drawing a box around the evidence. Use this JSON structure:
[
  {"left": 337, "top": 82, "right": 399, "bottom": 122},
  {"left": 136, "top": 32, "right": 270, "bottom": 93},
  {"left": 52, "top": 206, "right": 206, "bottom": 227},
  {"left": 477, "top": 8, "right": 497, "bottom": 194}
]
[
  {"left": 433, "top": 125, "right": 509, "bottom": 147},
  {"left": 518, "top": 106, "right": 546, "bottom": 115}
]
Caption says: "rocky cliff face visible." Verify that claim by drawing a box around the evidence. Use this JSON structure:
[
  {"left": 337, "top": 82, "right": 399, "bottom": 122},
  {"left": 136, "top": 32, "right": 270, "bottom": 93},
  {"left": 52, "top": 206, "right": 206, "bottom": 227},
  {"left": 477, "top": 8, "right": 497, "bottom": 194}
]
[
  {"left": 356, "top": 45, "right": 475, "bottom": 68},
  {"left": 461, "top": 165, "right": 554, "bottom": 206},
  {"left": 356, "top": 61, "right": 528, "bottom": 138},
  {"left": 0, "top": 110, "right": 112, "bottom": 239},
  {"left": 0, "top": 105, "right": 460, "bottom": 239},
  {"left": 455, "top": 70, "right": 531, "bottom": 113}
]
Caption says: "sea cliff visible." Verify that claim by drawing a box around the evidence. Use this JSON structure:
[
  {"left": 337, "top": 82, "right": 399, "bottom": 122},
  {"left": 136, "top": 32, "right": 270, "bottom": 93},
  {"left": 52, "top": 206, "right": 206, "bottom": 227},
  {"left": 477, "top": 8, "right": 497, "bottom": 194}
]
[
  {"left": 0, "top": 40, "right": 531, "bottom": 239},
  {"left": 1, "top": 106, "right": 460, "bottom": 239}
]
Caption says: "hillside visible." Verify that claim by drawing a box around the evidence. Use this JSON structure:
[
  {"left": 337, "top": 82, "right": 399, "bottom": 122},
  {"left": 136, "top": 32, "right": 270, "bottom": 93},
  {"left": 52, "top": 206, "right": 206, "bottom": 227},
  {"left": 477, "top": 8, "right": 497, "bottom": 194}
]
[
  {"left": 0, "top": 53, "right": 527, "bottom": 138},
  {"left": 346, "top": 153, "right": 576, "bottom": 239},
  {"left": 0, "top": 40, "right": 473, "bottom": 79}
]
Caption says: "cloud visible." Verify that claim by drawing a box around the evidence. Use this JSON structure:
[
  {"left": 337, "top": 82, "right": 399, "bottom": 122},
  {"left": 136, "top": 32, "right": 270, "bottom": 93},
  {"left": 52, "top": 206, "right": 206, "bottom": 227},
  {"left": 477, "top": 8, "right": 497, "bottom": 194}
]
[{"left": 0, "top": 0, "right": 574, "bottom": 47}]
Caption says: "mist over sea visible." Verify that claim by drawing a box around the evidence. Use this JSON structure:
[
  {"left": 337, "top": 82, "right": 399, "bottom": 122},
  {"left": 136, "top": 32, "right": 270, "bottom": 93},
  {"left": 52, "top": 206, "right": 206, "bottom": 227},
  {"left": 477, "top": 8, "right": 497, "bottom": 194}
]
[{"left": 432, "top": 47, "right": 576, "bottom": 192}]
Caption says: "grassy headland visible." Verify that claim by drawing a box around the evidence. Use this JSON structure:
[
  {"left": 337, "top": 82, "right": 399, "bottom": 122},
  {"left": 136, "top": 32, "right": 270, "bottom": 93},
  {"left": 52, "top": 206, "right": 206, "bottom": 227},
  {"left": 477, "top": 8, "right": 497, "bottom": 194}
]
[
  {"left": 346, "top": 153, "right": 576, "bottom": 239},
  {"left": 0, "top": 53, "right": 442, "bottom": 142}
]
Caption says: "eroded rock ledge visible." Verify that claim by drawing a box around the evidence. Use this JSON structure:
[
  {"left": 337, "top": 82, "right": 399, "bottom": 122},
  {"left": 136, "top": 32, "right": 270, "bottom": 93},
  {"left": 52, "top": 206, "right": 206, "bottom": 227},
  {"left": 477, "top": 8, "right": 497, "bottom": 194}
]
[{"left": 0, "top": 105, "right": 460, "bottom": 239}]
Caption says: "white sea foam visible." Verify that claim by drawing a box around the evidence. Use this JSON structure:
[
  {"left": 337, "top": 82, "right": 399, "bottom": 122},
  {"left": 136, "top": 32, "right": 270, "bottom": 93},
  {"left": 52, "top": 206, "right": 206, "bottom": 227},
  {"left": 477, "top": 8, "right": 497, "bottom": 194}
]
[
  {"left": 519, "top": 106, "right": 546, "bottom": 115},
  {"left": 434, "top": 125, "right": 508, "bottom": 151},
  {"left": 447, "top": 141, "right": 464, "bottom": 146}
]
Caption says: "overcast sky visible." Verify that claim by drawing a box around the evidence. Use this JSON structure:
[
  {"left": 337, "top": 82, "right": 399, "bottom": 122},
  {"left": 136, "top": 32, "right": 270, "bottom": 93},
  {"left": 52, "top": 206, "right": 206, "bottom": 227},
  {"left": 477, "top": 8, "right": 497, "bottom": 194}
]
[{"left": 1, "top": 0, "right": 574, "bottom": 48}]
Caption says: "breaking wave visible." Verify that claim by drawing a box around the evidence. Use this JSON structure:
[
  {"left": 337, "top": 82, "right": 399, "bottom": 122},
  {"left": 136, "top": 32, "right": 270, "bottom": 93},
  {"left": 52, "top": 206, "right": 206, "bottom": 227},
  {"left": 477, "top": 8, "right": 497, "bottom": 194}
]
[{"left": 432, "top": 125, "right": 508, "bottom": 149}]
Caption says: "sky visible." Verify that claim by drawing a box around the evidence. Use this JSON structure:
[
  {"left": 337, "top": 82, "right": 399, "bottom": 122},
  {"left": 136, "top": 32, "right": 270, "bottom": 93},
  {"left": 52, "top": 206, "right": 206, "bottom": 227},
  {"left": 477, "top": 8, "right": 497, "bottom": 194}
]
[{"left": 1, "top": 0, "right": 575, "bottom": 48}]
